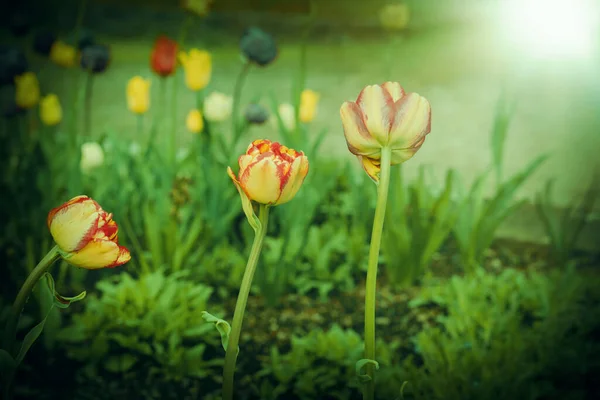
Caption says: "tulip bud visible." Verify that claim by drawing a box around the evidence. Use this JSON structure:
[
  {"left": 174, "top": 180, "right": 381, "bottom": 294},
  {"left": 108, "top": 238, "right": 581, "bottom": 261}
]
[
  {"left": 150, "top": 36, "right": 178, "bottom": 77},
  {"left": 126, "top": 76, "right": 151, "bottom": 114},
  {"left": 299, "top": 89, "right": 320, "bottom": 123},
  {"left": 179, "top": 49, "right": 212, "bottom": 91},
  {"left": 32, "top": 30, "right": 57, "bottom": 56},
  {"left": 379, "top": 4, "right": 410, "bottom": 31},
  {"left": 340, "top": 82, "right": 431, "bottom": 182},
  {"left": 276, "top": 103, "right": 296, "bottom": 131},
  {"left": 47, "top": 195, "right": 131, "bottom": 269},
  {"left": 244, "top": 103, "right": 269, "bottom": 125},
  {"left": 182, "top": 0, "right": 213, "bottom": 16},
  {"left": 240, "top": 27, "right": 278, "bottom": 67},
  {"left": 80, "top": 142, "right": 105, "bottom": 173},
  {"left": 14, "top": 72, "right": 40, "bottom": 109},
  {"left": 40, "top": 94, "right": 62, "bottom": 126},
  {"left": 0, "top": 46, "right": 28, "bottom": 86},
  {"left": 203, "top": 91, "right": 233, "bottom": 122},
  {"left": 186, "top": 109, "right": 204, "bottom": 133},
  {"left": 49, "top": 41, "right": 78, "bottom": 68},
  {"left": 81, "top": 44, "right": 110, "bottom": 74},
  {"left": 227, "top": 139, "right": 309, "bottom": 207}
]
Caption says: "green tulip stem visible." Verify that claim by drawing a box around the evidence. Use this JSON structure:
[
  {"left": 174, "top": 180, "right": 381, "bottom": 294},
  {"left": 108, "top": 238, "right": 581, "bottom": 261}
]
[
  {"left": 231, "top": 61, "right": 251, "bottom": 148},
  {"left": 136, "top": 114, "right": 143, "bottom": 137},
  {"left": 363, "top": 147, "right": 392, "bottom": 400},
  {"left": 2, "top": 246, "right": 60, "bottom": 356},
  {"left": 83, "top": 72, "right": 94, "bottom": 137},
  {"left": 222, "top": 204, "right": 270, "bottom": 400}
]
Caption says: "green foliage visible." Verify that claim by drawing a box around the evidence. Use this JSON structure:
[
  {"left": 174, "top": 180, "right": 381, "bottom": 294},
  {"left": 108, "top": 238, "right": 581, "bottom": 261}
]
[
  {"left": 258, "top": 324, "right": 398, "bottom": 400},
  {"left": 536, "top": 177, "right": 598, "bottom": 266},
  {"left": 58, "top": 270, "right": 222, "bottom": 397},
  {"left": 403, "top": 267, "right": 598, "bottom": 400},
  {"left": 382, "top": 166, "right": 458, "bottom": 287}
]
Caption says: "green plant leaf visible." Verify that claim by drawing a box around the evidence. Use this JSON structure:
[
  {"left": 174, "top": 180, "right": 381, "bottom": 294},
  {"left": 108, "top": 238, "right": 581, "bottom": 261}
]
[
  {"left": 201, "top": 311, "right": 238, "bottom": 355},
  {"left": 44, "top": 273, "right": 87, "bottom": 309},
  {"left": 355, "top": 358, "right": 379, "bottom": 383}
]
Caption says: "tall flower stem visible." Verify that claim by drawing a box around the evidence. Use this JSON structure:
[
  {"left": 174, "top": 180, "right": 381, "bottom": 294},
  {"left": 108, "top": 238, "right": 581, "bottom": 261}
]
[
  {"left": 231, "top": 61, "right": 251, "bottom": 148},
  {"left": 83, "top": 72, "right": 93, "bottom": 137},
  {"left": 2, "top": 246, "right": 61, "bottom": 400},
  {"left": 363, "top": 147, "right": 392, "bottom": 400},
  {"left": 222, "top": 204, "right": 270, "bottom": 400}
]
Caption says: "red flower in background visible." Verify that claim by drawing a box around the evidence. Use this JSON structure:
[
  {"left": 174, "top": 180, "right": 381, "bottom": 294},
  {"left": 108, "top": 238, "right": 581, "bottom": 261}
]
[{"left": 150, "top": 36, "right": 178, "bottom": 77}]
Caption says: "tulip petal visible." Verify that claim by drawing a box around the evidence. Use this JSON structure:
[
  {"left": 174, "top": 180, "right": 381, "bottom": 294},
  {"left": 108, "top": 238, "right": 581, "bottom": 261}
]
[
  {"left": 241, "top": 156, "right": 282, "bottom": 204},
  {"left": 277, "top": 155, "right": 309, "bottom": 205},
  {"left": 228, "top": 166, "right": 260, "bottom": 231},
  {"left": 65, "top": 239, "right": 129, "bottom": 269},
  {"left": 356, "top": 84, "right": 394, "bottom": 145},
  {"left": 48, "top": 197, "right": 101, "bottom": 252},
  {"left": 340, "top": 102, "right": 381, "bottom": 157},
  {"left": 389, "top": 92, "right": 431, "bottom": 150},
  {"left": 382, "top": 81, "right": 405, "bottom": 102},
  {"left": 360, "top": 156, "right": 381, "bottom": 183}
]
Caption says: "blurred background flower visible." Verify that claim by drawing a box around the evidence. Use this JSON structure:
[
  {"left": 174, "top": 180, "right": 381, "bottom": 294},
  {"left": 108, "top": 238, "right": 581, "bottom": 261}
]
[
  {"left": 277, "top": 103, "right": 296, "bottom": 131},
  {"left": 32, "top": 30, "right": 57, "bottom": 56},
  {"left": 379, "top": 3, "right": 411, "bottom": 31},
  {"left": 182, "top": 0, "right": 213, "bottom": 17},
  {"left": 179, "top": 49, "right": 212, "bottom": 91},
  {"left": 203, "top": 91, "right": 233, "bottom": 122},
  {"left": 150, "top": 36, "right": 178, "bottom": 77},
  {"left": 126, "top": 76, "right": 151, "bottom": 115},
  {"left": 81, "top": 44, "right": 110, "bottom": 73},
  {"left": 0, "top": 46, "right": 28, "bottom": 86},
  {"left": 299, "top": 89, "right": 320, "bottom": 123},
  {"left": 80, "top": 142, "right": 105, "bottom": 173},
  {"left": 244, "top": 103, "right": 270, "bottom": 125},
  {"left": 14, "top": 72, "right": 40, "bottom": 109},
  {"left": 39, "top": 94, "right": 62, "bottom": 126},
  {"left": 186, "top": 109, "right": 204, "bottom": 133},
  {"left": 240, "top": 27, "right": 278, "bottom": 66},
  {"left": 49, "top": 40, "right": 78, "bottom": 68}
]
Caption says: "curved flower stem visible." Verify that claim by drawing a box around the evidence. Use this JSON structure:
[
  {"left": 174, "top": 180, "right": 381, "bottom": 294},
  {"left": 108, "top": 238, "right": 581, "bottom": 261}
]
[
  {"left": 2, "top": 246, "right": 61, "bottom": 400},
  {"left": 2, "top": 246, "right": 61, "bottom": 355},
  {"left": 83, "top": 72, "right": 94, "bottom": 137},
  {"left": 231, "top": 61, "right": 251, "bottom": 149},
  {"left": 363, "top": 147, "right": 392, "bottom": 400},
  {"left": 222, "top": 204, "right": 270, "bottom": 400}
]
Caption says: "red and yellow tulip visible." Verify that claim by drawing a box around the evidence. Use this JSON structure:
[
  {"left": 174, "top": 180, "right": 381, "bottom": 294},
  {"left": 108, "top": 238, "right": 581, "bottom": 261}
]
[
  {"left": 47, "top": 196, "right": 131, "bottom": 269},
  {"left": 227, "top": 139, "right": 309, "bottom": 206},
  {"left": 340, "top": 81, "right": 431, "bottom": 182}
]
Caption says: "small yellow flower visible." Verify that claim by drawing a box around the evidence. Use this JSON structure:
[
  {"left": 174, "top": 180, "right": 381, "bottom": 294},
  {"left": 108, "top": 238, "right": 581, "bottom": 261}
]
[
  {"left": 379, "top": 3, "right": 410, "bottom": 31},
  {"left": 49, "top": 41, "right": 78, "bottom": 68},
  {"left": 14, "top": 72, "right": 40, "bottom": 109},
  {"left": 203, "top": 91, "right": 233, "bottom": 122},
  {"left": 277, "top": 103, "right": 296, "bottom": 131},
  {"left": 179, "top": 49, "right": 212, "bottom": 91},
  {"left": 39, "top": 94, "right": 62, "bottom": 126},
  {"left": 299, "top": 89, "right": 320, "bottom": 123},
  {"left": 186, "top": 109, "right": 204, "bottom": 133},
  {"left": 126, "top": 76, "right": 151, "bottom": 114}
]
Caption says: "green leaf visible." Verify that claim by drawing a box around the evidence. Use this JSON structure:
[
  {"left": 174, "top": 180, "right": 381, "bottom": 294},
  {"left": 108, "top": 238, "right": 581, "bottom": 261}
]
[
  {"left": 44, "top": 273, "right": 87, "bottom": 309},
  {"left": 0, "top": 349, "right": 16, "bottom": 375},
  {"left": 15, "top": 317, "right": 47, "bottom": 365},
  {"left": 104, "top": 354, "right": 138, "bottom": 373},
  {"left": 201, "top": 311, "right": 238, "bottom": 355},
  {"left": 355, "top": 358, "right": 379, "bottom": 383}
]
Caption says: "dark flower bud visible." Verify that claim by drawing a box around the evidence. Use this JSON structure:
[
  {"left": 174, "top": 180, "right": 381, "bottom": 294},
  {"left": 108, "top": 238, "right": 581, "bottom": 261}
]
[
  {"left": 74, "top": 29, "right": 96, "bottom": 50},
  {"left": 81, "top": 44, "right": 110, "bottom": 74},
  {"left": 9, "top": 11, "right": 30, "bottom": 37},
  {"left": 240, "top": 27, "right": 277, "bottom": 67},
  {"left": 244, "top": 103, "right": 270, "bottom": 125},
  {"left": 33, "top": 30, "right": 57, "bottom": 56},
  {"left": 0, "top": 46, "right": 28, "bottom": 87}
]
